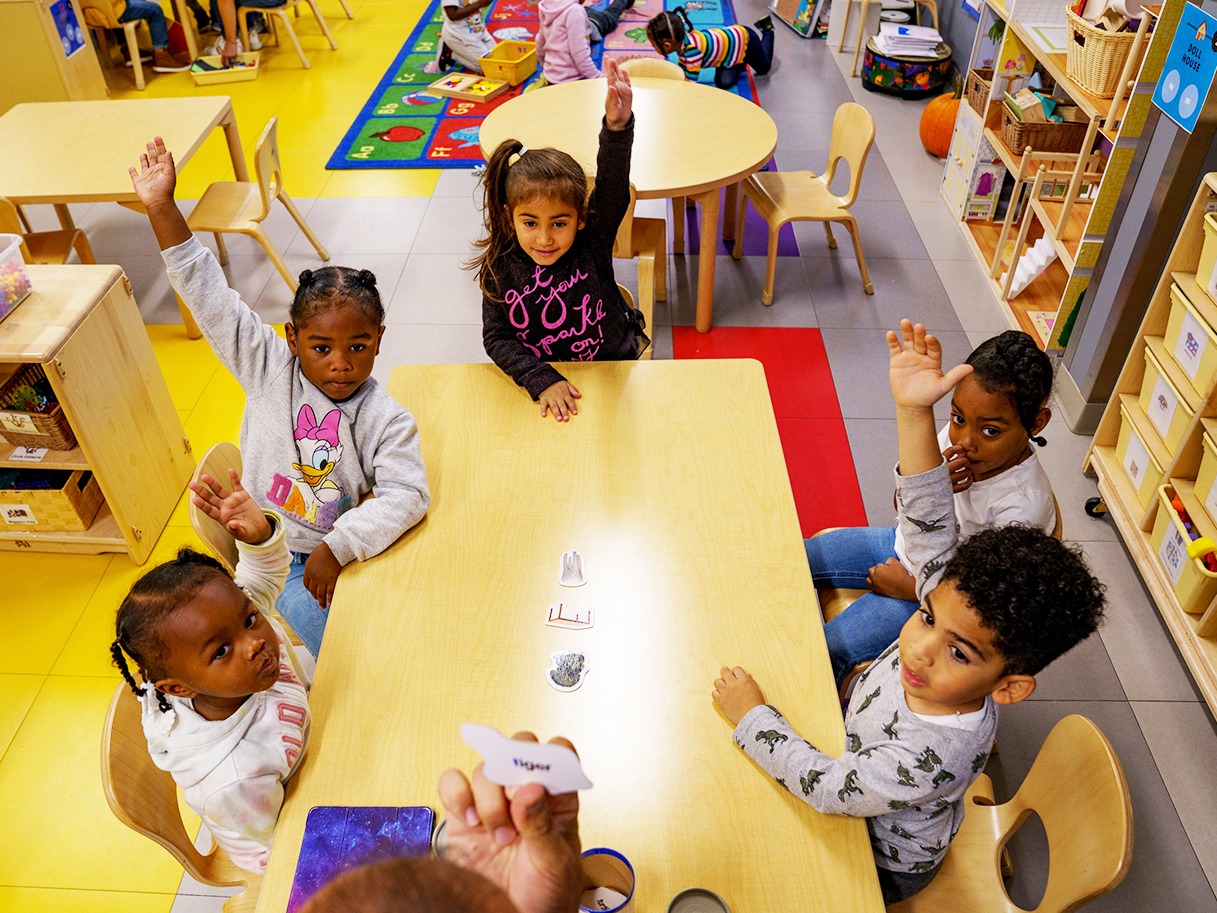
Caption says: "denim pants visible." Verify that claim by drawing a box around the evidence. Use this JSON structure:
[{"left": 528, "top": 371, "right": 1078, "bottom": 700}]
[
  {"left": 804, "top": 526, "right": 918, "bottom": 689},
  {"left": 587, "top": 0, "right": 629, "bottom": 42},
  {"left": 119, "top": 0, "right": 170, "bottom": 48},
  {"left": 714, "top": 25, "right": 774, "bottom": 89},
  {"left": 209, "top": 0, "right": 281, "bottom": 34},
  {"left": 275, "top": 552, "right": 327, "bottom": 657}
]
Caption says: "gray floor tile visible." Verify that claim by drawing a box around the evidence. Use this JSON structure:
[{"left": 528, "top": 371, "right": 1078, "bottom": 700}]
[
  {"left": 190, "top": 195, "right": 320, "bottom": 260},
  {"left": 1133, "top": 700, "right": 1217, "bottom": 897},
  {"left": 170, "top": 893, "right": 228, "bottom": 912},
  {"left": 76, "top": 202, "right": 162, "bottom": 257},
  {"left": 794, "top": 200, "right": 928, "bottom": 261},
  {"left": 821, "top": 327, "right": 971, "bottom": 421},
  {"left": 843, "top": 417, "right": 898, "bottom": 525},
  {"left": 1079, "top": 539, "right": 1204, "bottom": 703},
  {"left": 386, "top": 253, "right": 482, "bottom": 325},
  {"left": 372, "top": 324, "right": 490, "bottom": 382},
  {"left": 1027, "top": 632, "right": 1125, "bottom": 702},
  {"left": 771, "top": 108, "right": 841, "bottom": 156},
  {"left": 932, "top": 257, "right": 1010, "bottom": 335},
  {"left": 906, "top": 198, "right": 974, "bottom": 262},
  {"left": 287, "top": 197, "right": 428, "bottom": 256},
  {"left": 884, "top": 151, "right": 951, "bottom": 204},
  {"left": 805, "top": 257, "right": 960, "bottom": 331},
  {"left": 1036, "top": 411, "right": 1119, "bottom": 544},
  {"left": 766, "top": 147, "right": 902, "bottom": 203},
  {"left": 132, "top": 256, "right": 187, "bottom": 325},
  {"left": 432, "top": 167, "right": 484, "bottom": 200},
  {"left": 665, "top": 254, "right": 815, "bottom": 328},
  {"left": 409, "top": 193, "right": 487, "bottom": 255},
  {"left": 984, "top": 700, "right": 1217, "bottom": 913},
  {"left": 650, "top": 325, "right": 673, "bottom": 359},
  {"left": 761, "top": 75, "right": 855, "bottom": 113},
  {"left": 255, "top": 253, "right": 409, "bottom": 326}
]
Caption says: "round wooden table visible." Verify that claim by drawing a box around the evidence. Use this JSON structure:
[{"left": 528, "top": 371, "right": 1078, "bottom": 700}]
[{"left": 480, "top": 77, "right": 778, "bottom": 333}]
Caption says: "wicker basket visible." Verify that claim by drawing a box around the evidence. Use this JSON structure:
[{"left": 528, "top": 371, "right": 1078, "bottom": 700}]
[
  {"left": 1001, "top": 105, "right": 1091, "bottom": 154},
  {"left": 1065, "top": 9, "right": 1147, "bottom": 99},
  {"left": 966, "top": 68, "right": 994, "bottom": 115},
  {"left": 0, "top": 470, "right": 103, "bottom": 531},
  {"left": 0, "top": 364, "right": 77, "bottom": 451}
]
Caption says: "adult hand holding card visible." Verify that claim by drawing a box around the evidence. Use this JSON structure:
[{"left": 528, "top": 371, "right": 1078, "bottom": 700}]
[{"left": 460, "top": 723, "right": 594, "bottom": 793}]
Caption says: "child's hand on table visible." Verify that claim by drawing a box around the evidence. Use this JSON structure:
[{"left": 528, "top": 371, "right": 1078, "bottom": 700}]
[
  {"left": 539, "top": 380, "right": 581, "bottom": 422},
  {"left": 867, "top": 557, "right": 917, "bottom": 601},
  {"left": 604, "top": 57, "right": 633, "bottom": 130},
  {"left": 303, "top": 543, "right": 342, "bottom": 609},
  {"left": 943, "top": 443, "right": 973, "bottom": 493},
  {"left": 887, "top": 320, "right": 973, "bottom": 412},
  {"left": 712, "top": 665, "right": 766, "bottom": 726},
  {"left": 128, "top": 136, "right": 178, "bottom": 210},
  {"left": 437, "top": 731, "right": 583, "bottom": 913},
  {"left": 190, "top": 469, "right": 272, "bottom": 545}
]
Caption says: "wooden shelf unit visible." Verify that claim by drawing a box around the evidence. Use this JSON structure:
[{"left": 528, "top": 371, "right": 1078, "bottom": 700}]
[
  {"left": 1084, "top": 174, "right": 1217, "bottom": 716},
  {"left": 0, "top": 265, "right": 193, "bottom": 562}
]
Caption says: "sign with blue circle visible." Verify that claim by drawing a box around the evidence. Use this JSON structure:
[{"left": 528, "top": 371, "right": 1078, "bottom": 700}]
[{"left": 1153, "top": 1, "right": 1217, "bottom": 133}]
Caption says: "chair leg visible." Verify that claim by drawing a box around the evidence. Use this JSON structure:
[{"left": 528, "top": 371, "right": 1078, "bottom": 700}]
[
  {"left": 277, "top": 11, "right": 312, "bottom": 67},
  {"left": 212, "top": 232, "right": 229, "bottom": 266},
  {"left": 656, "top": 227, "right": 667, "bottom": 302},
  {"left": 124, "top": 23, "right": 145, "bottom": 90},
  {"left": 249, "top": 225, "right": 300, "bottom": 292},
  {"left": 732, "top": 189, "right": 746, "bottom": 260},
  {"left": 762, "top": 223, "right": 779, "bottom": 306},
  {"left": 672, "top": 197, "right": 685, "bottom": 255},
  {"left": 93, "top": 27, "right": 112, "bottom": 67},
  {"left": 279, "top": 192, "right": 329, "bottom": 260},
  {"left": 823, "top": 221, "right": 837, "bottom": 250},
  {"left": 843, "top": 218, "right": 873, "bottom": 295},
  {"left": 15, "top": 206, "right": 32, "bottom": 234},
  {"left": 238, "top": 7, "right": 252, "bottom": 51},
  {"left": 72, "top": 231, "right": 96, "bottom": 264},
  {"left": 337, "top": 0, "right": 354, "bottom": 18},
  {"left": 636, "top": 252, "right": 656, "bottom": 342},
  {"left": 305, "top": 0, "right": 338, "bottom": 49},
  {"left": 176, "top": 291, "right": 203, "bottom": 339}
]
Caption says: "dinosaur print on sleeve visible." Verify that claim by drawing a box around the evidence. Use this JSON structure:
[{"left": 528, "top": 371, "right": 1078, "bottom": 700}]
[{"left": 755, "top": 730, "right": 788, "bottom": 753}]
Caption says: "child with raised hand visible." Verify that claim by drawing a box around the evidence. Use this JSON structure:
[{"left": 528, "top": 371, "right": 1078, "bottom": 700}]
[
  {"left": 111, "top": 470, "right": 308, "bottom": 875},
  {"left": 472, "top": 58, "right": 649, "bottom": 422},
  {"left": 129, "top": 138, "right": 430, "bottom": 657},
  {"left": 807, "top": 329, "right": 1056, "bottom": 691},
  {"left": 645, "top": 8, "right": 774, "bottom": 90},
  {"left": 712, "top": 321, "right": 1105, "bottom": 904}
]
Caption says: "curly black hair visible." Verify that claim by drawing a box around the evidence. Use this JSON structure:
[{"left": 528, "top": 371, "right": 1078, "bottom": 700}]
[
  {"left": 112, "top": 548, "right": 231, "bottom": 712},
  {"left": 290, "top": 267, "right": 384, "bottom": 328},
  {"left": 965, "top": 330, "right": 1054, "bottom": 446},
  {"left": 942, "top": 525, "right": 1105, "bottom": 676}
]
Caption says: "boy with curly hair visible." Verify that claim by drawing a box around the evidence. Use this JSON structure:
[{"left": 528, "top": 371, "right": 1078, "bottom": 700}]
[{"left": 712, "top": 321, "right": 1106, "bottom": 904}]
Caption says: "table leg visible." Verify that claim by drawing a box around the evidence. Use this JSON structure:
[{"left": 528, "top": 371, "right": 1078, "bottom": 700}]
[
  {"left": 176, "top": 291, "right": 203, "bottom": 339},
  {"left": 722, "top": 181, "right": 738, "bottom": 244},
  {"left": 53, "top": 204, "right": 76, "bottom": 230},
  {"left": 691, "top": 187, "right": 720, "bottom": 333},
  {"left": 221, "top": 111, "right": 250, "bottom": 182}
]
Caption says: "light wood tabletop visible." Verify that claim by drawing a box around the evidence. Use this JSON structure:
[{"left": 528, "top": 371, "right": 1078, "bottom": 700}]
[
  {"left": 255, "top": 360, "right": 883, "bottom": 913},
  {"left": 479, "top": 78, "right": 779, "bottom": 334}
]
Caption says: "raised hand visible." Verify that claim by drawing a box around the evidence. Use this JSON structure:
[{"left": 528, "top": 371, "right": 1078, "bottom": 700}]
[
  {"left": 128, "top": 136, "right": 178, "bottom": 210},
  {"left": 887, "top": 320, "right": 973, "bottom": 411},
  {"left": 604, "top": 57, "right": 633, "bottom": 130},
  {"left": 189, "top": 469, "right": 272, "bottom": 544}
]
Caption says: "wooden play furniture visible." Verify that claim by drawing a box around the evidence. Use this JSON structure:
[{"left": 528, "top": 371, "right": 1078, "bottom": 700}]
[
  {"left": 239, "top": 0, "right": 337, "bottom": 69},
  {"left": 888, "top": 714, "right": 1132, "bottom": 912},
  {"left": 613, "top": 183, "right": 666, "bottom": 339},
  {"left": 0, "top": 196, "right": 95, "bottom": 265},
  {"left": 0, "top": 265, "right": 192, "bottom": 562},
  {"left": 734, "top": 102, "right": 875, "bottom": 303},
  {"left": 480, "top": 77, "right": 778, "bottom": 333},
  {"left": 101, "top": 684, "right": 263, "bottom": 912},
  {"left": 252, "top": 361, "right": 884, "bottom": 913},
  {"left": 187, "top": 117, "right": 329, "bottom": 294},
  {"left": 0, "top": 0, "right": 107, "bottom": 115}
]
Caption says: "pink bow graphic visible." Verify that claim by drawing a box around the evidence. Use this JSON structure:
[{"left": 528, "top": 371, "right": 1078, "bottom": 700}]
[{"left": 294, "top": 404, "right": 341, "bottom": 446}]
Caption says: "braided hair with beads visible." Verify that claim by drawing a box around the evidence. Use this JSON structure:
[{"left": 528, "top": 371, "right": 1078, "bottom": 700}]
[{"left": 965, "top": 330, "right": 1054, "bottom": 446}]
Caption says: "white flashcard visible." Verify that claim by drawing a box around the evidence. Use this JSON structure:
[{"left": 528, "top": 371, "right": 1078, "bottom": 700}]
[
  {"left": 1122, "top": 430, "right": 1150, "bottom": 489},
  {"left": 547, "top": 649, "right": 589, "bottom": 692},
  {"left": 459, "top": 722, "right": 594, "bottom": 793},
  {"left": 7, "top": 446, "right": 46, "bottom": 462},
  {"left": 1159, "top": 522, "right": 1188, "bottom": 588},
  {"left": 1174, "top": 308, "right": 1207, "bottom": 382},
  {"left": 580, "top": 887, "right": 629, "bottom": 911},
  {"left": 560, "top": 549, "right": 587, "bottom": 586},
  {"left": 546, "top": 601, "right": 594, "bottom": 630}
]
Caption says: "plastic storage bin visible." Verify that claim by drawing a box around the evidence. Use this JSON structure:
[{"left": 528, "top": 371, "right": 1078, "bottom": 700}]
[
  {"left": 1197, "top": 212, "right": 1217, "bottom": 299},
  {"left": 1165, "top": 283, "right": 1217, "bottom": 397},
  {"left": 1151, "top": 482, "right": 1217, "bottom": 614},
  {"left": 479, "top": 41, "right": 536, "bottom": 85},
  {"left": 0, "top": 469, "right": 102, "bottom": 531},
  {"left": 190, "top": 52, "right": 260, "bottom": 86},
  {"left": 1115, "top": 398, "right": 1165, "bottom": 508},
  {"left": 1138, "top": 343, "right": 1195, "bottom": 455},
  {"left": 1195, "top": 420, "right": 1217, "bottom": 525},
  {"left": 0, "top": 233, "right": 32, "bottom": 322}
]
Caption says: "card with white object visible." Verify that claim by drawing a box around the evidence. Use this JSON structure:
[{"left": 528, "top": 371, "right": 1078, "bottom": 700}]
[
  {"left": 560, "top": 549, "right": 587, "bottom": 586},
  {"left": 547, "top": 649, "right": 589, "bottom": 692},
  {"left": 546, "top": 602, "right": 594, "bottom": 630},
  {"left": 459, "top": 722, "right": 593, "bottom": 793}
]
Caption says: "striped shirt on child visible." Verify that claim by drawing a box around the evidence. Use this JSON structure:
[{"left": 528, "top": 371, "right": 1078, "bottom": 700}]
[{"left": 678, "top": 24, "right": 749, "bottom": 74}]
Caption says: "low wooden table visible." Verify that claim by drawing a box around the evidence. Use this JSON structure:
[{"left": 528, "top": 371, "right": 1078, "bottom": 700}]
[
  {"left": 255, "top": 361, "right": 883, "bottom": 913},
  {"left": 480, "top": 78, "right": 779, "bottom": 333}
]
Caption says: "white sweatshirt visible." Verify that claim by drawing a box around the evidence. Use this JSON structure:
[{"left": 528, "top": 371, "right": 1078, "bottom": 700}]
[{"left": 140, "top": 515, "right": 311, "bottom": 874}]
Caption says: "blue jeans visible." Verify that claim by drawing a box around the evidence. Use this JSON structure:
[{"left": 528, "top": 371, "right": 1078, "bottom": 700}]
[
  {"left": 804, "top": 527, "right": 918, "bottom": 689},
  {"left": 714, "top": 26, "right": 774, "bottom": 88},
  {"left": 119, "top": 0, "right": 170, "bottom": 48},
  {"left": 276, "top": 552, "right": 327, "bottom": 657},
  {"left": 210, "top": 0, "right": 281, "bottom": 34}
]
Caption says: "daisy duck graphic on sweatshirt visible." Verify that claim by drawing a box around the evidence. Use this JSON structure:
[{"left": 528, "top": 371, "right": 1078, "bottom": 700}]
[{"left": 264, "top": 404, "right": 354, "bottom": 532}]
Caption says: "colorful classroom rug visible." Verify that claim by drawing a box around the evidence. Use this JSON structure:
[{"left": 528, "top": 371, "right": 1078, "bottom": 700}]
[{"left": 327, "top": 0, "right": 759, "bottom": 168}]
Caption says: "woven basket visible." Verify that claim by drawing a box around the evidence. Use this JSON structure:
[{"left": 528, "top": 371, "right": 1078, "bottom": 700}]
[
  {"left": 0, "top": 364, "right": 77, "bottom": 451},
  {"left": 0, "top": 470, "right": 103, "bottom": 531},
  {"left": 966, "top": 68, "right": 994, "bottom": 115},
  {"left": 1065, "top": 9, "right": 1147, "bottom": 99},
  {"left": 1001, "top": 105, "right": 1091, "bottom": 154}
]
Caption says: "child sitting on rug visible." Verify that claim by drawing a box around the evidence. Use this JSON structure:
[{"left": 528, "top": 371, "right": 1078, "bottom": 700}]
[
  {"left": 537, "top": 0, "right": 634, "bottom": 83},
  {"left": 645, "top": 7, "right": 773, "bottom": 90},
  {"left": 438, "top": 0, "right": 497, "bottom": 74}
]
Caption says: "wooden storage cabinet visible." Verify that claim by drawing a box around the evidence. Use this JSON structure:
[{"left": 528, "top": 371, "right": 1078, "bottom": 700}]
[
  {"left": 0, "top": 0, "right": 107, "bottom": 115},
  {"left": 0, "top": 265, "right": 192, "bottom": 563}
]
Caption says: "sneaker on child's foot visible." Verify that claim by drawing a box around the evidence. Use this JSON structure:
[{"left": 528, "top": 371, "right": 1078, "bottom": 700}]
[
  {"left": 247, "top": 30, "right": 262, "bottom": 49},
  {"left": 436, "top": 43, "right": 455, "bottom": 70},
  {"left": 204, "top": 35, "right": 243, "bottom": 57},
  {"left": 151, "top": 48, "right": 192, "bottom": 71},
  {"left": 754, "top": 14, "right": 774, "bottom": 30}
]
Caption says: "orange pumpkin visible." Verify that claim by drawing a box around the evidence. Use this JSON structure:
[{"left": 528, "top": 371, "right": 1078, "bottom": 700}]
[{"left": 919, "top": 77, "right": 963, "bottom": 158}]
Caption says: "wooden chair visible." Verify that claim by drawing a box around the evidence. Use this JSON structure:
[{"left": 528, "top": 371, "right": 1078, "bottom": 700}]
[
  {"left": 79, "top": 0, "right": 150, "bottom": 89},
  {"left": 186, "top": 117, "right": 329, "bottom": 294},
  {"left": 239, "top": 0, "right": 337, "bottom": 69},
  {"left": 613, "top": 184, "right": 666, "bottom": 343},
  {"left": 101, "top": 684, "right": 263, "bottom": 912},
  {"left": 0, "top": 197, "right": 95, "bottom": 265},
  {"left": 617, "top": 285, "right": 652, "bottom": 360},
  {"left": 734, "top": 103, "right": 875, "bottom": 305},
  {"left": 887, "top": 714, "right": 1133, "bottom": 913}
]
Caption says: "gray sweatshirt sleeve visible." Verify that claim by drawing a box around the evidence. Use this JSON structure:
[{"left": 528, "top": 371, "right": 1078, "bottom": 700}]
[
  {"left": 733, "top": 705, "right": 961, "bottom": 817},
  {"left": 895, "top": 462, "right": 958, "bottom": 601},
  {"left": 161, "top": 235, "right": 292, "bottom": 393},
  {"left": 323, "top": 406, "right": 430, "bottom": 566}
]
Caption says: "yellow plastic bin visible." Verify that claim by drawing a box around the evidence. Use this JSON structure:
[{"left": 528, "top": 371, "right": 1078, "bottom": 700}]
[
  {"left": 1164, "top": 283, "right": 1217, "bottom": 397},
  {"left": 1197, "top": 212, "right": 1217, "bottom": 300},
  {"left": 479, "top": 41, "right": 536, "bottom": 85},
  {"left": 190, "top": 52, "right": 260, "bottom": 86},
  {"left": 1151, "top": 483, "right": 1217, "bottom": 614},
  {"left": 1195, "top": 421, "right": 1217, "bottom": 524},
  {"left": 1116, "top": 399, "right": 1165, "bottom": 508},
  {"left": 1138, "top": 343, "right": 1195, "bottom": 455}
]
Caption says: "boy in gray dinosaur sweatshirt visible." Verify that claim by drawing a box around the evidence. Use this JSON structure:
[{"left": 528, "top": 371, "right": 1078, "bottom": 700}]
[{"left": 713, "top": 321, "right": 1106, "bottom": 904}]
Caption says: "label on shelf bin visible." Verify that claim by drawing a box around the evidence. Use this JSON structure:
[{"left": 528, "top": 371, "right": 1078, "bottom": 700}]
[
  {"left": 1160, "top": 522, "right": 1189, "bottom": 588},
  {"left": 7, "top": 447, "right": 46, "bottom": 463},
  {"left": 1175, "top": 308, "right": 1208, "bottom": 380},
  {"left": 0, "top": 413, "right": 43, "bottom": 435},
  {"left": 1123, "top": 429, "right": 1151, "bottom": 488},
  {"left": 1152, "top": 2, "right": 1217, "bottom": 134},
  {"left": 1, "top": 504, "right": 37, "bottom": 526},
  {"left": 1149, "top": 374, "right": 1180, "bottom": 439}
]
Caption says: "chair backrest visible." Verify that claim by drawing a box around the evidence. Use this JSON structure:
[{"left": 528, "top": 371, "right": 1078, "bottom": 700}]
[
  {"left": 823, "top": 103, "right": 875, "bottom": 208},
  {"left": 612, "top": 183, "right": 638, "bottom": 259},
  {"left": 78, "top": 0, "right": 120, "bottom": 28},
  {"left": 189, "top": 441, "right": 244, "bottom": 575},
  {"left": 252, "top": 117, "right": 284, "bottom": 220},
  {"left": 100, "top": 684, "right": 248, "bottom": 888},
  {"left": 620, "top": 57, "right": 684, "bottom": 80}
]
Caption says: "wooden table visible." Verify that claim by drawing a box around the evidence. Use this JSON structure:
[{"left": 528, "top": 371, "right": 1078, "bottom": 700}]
[
  {"left": 0, "top": 97, "right": 248, "bottom": 337},
  {"left": 480, "top": 78, "right": 778, "bottom": 334},
  {"left": 255, "top": 361, "right": 883, "bottom": 913}
]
